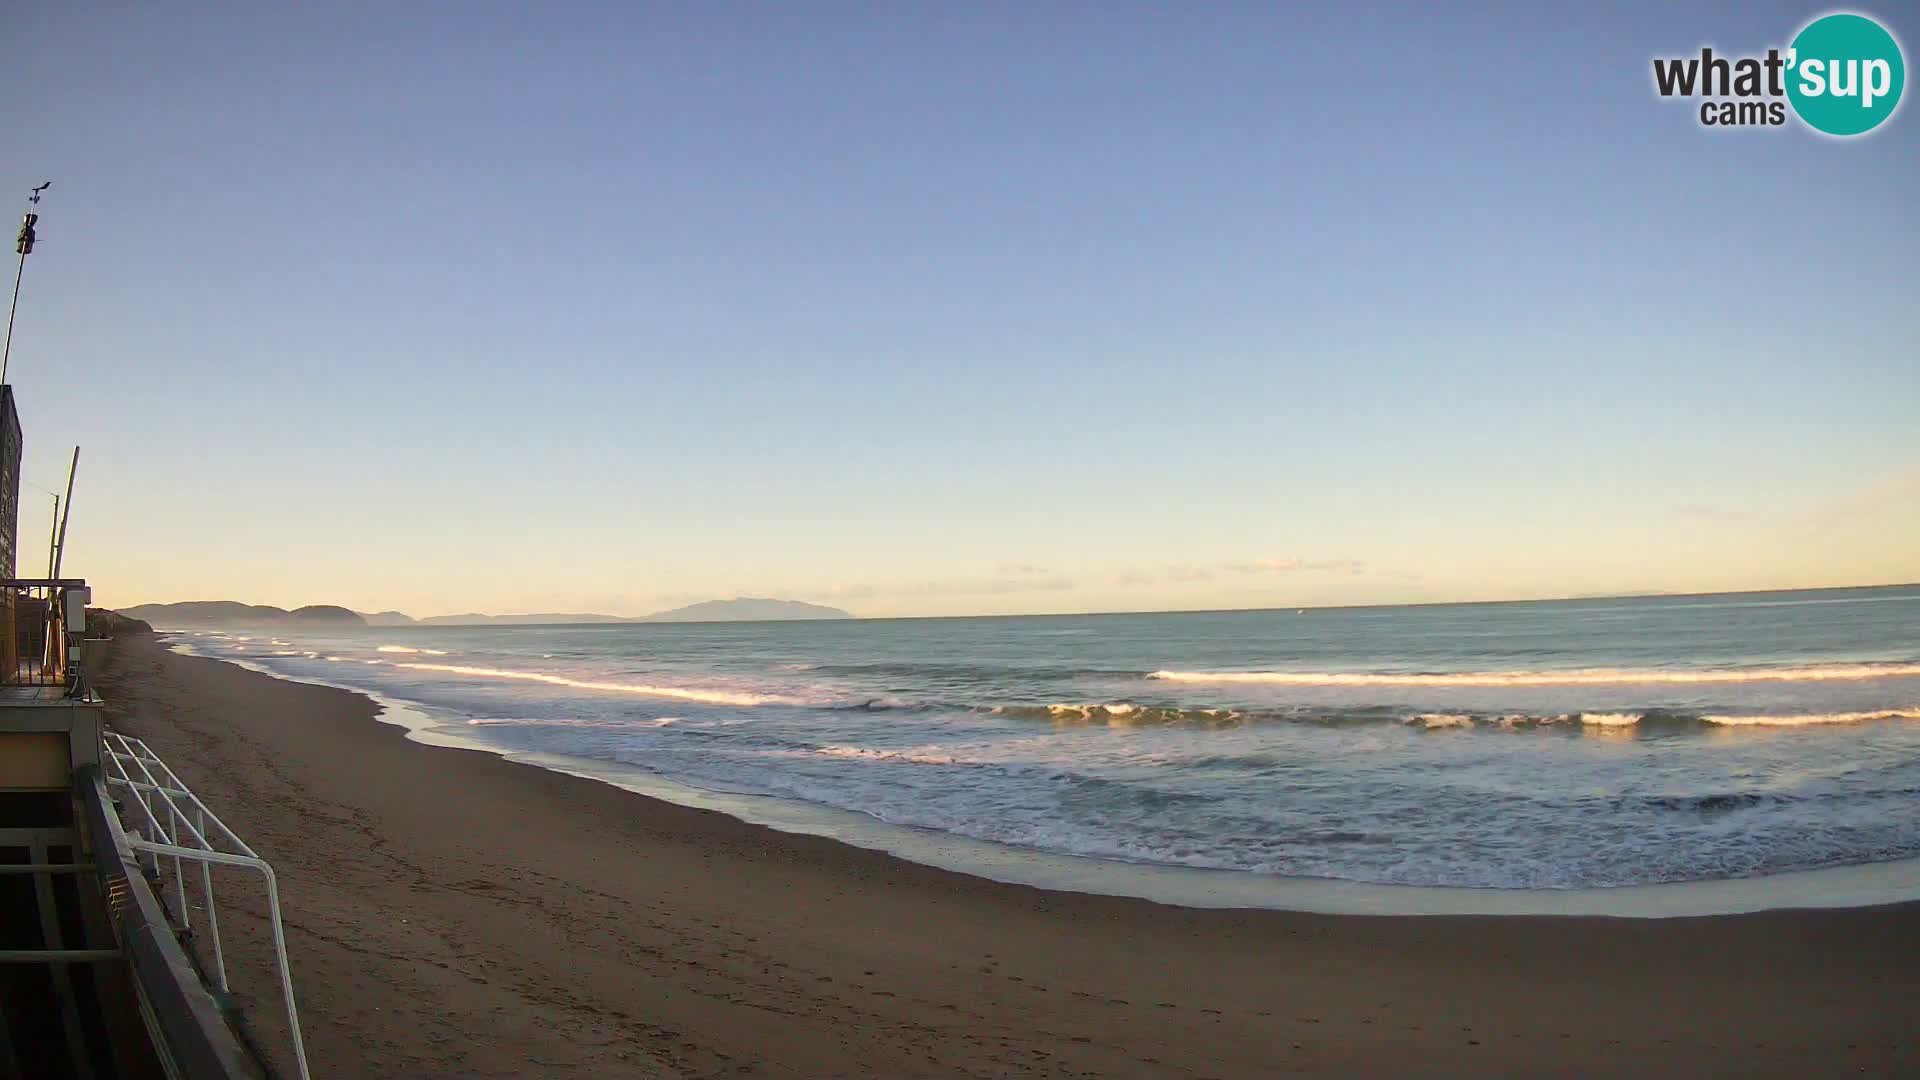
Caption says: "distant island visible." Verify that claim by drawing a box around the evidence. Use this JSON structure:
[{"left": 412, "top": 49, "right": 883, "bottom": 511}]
[
  {"left": 116, "top": 597, "right": 854, "bottom": 628},
  {"left": 412, "top": 612, "right": 633, "bottom": 626},
  {"left": 640, "top": 599, "right": 850, "bottom": 623}
]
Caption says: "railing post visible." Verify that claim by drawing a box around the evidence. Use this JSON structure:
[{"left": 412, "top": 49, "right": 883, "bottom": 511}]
[
  {"left": 100, "top": 732, "right": 311, "bottom": 1080},
  {"left": 257, "top": 862, "right": 310, "bottom": 1079},
  {"left": 169, "top": 800, "right": 190, "bottom": 934},
  {"left": 196, "top": 805, "right": 227, "bottom": 992}
]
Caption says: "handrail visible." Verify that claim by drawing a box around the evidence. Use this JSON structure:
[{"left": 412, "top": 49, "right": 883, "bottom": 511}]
[
  {"left": 101, "top": 730, "right": 312, "bottom": 1079},
  {"left": 75, "top": 766, "right": 257, "bottom": 1080}
]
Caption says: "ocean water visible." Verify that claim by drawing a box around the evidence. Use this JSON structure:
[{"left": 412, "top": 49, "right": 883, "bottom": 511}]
[{"left": 167, "top": 586, "right": 1920, "bottom": 891}]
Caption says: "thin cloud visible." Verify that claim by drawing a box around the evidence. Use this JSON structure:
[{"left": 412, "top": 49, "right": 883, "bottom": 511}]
[
  {"left": 1227, "top": 558, "right": 1301, "bottom": 574},
  {"left": 1115, "top": 558, "right": 1369, "bottom": 586},
  {"left": 803, "top": 576, "right": 1076, "bottom": 601},
  {"left": 1226, "top": 557, "right": 1368, "bottom": 576},
  {"left": 1798, "top": 463, "right": 1920, "bottom": 531},
  {"left": 1672, "top": 502, "right": 1750, "bottom": 524}
]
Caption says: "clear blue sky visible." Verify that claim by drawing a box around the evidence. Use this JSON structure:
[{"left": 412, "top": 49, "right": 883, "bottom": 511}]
[{"left": 4, "top": 2, "right": 1915, "bottom": 617}]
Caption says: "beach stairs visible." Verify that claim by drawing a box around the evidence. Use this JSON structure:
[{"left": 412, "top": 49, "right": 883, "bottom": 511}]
[{"left": 0, "top": 579, "right": 302, "bottom": 1079}]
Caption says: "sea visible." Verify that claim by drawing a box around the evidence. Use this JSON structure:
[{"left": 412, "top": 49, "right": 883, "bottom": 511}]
[{"left": 166, "top": 586, "right": 1920, "bottom": 899}]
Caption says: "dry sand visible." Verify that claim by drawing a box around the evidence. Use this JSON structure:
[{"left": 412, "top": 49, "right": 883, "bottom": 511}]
[{"left": 92, "top": 633, "right": 1918, "bottom": 1078}]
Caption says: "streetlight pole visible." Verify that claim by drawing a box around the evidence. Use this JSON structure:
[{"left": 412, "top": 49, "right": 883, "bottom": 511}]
[{"left": 2, "top": 181, "right": 52, "bottom": 387}]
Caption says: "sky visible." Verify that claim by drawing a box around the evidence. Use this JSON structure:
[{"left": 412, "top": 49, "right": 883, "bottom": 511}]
[{"left": 2, "top": 2, "right": 1915, "bottom": 619}]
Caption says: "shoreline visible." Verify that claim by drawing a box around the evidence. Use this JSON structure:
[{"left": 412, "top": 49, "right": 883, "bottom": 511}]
[
  {"left": 94, "top": 633, "right": 1920, "bottom": 1078},
  {"left": 170, "top": 635, "right": 1920, "bottom": 919}
]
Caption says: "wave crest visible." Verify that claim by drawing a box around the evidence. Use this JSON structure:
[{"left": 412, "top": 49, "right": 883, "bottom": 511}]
[
  {"left": 1149, "top": 662, "right": 1920, "bottom": 687},
  {"left": 1701, "top": 707, "right": 1920, "bottom": 727},
  {"left": 993, "top": 703, "right": 1246, "bottom": 726},
  {"left": 983, "top": 704, "right": 1920, "bottom": 733},
  {"left": 392, "top": 662, "right": 790, "bottom": 706}
]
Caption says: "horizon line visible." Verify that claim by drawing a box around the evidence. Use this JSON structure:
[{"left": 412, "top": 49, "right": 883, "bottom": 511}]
[{"left": 113, "top": 579, "right": 1920, "bottom": 627}]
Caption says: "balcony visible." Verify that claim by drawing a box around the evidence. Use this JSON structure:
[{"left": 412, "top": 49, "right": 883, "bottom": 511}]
[
  {"left": 1, "top": 575, "right": 281, "bottom": 1077},
  {"left": 0, "top": 579, "right": 91, "bottom": 697}
]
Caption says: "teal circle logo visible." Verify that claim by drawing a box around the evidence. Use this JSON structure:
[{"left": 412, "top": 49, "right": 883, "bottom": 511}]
[{"left": 1787, "top": 13, "right": 1905, "bottom": 136}]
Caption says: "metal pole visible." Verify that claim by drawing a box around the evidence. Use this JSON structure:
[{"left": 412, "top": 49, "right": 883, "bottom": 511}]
[
  {"left": 52, "top": 447, "right": 77, "bottom": 578},
  {"left": 197, "top": 804, "right": 227, "bottom": 992},
  {"left": 46, "top": 494, "right": 59, "bottom": 578},
  {"left": 2, "top": 182, "right": 49, "bottom": 387},
  {"left": 1, "top": 249, "right": 25, "bottom": 385}
]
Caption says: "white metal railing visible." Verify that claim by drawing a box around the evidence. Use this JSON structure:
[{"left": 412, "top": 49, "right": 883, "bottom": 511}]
[{"left": 101, "top": 729, "right": 312, "bottom": 1079}]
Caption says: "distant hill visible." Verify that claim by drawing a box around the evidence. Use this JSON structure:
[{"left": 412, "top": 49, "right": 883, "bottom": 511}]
[
  {"left": 122, "top": 597, "right": 852, "bottom": 629},
  {"left": 120, "top": 601, "right": 297, "bottom": 627},
  {"left": 416, "top": 613, "right": 634, "bottom": 626},
  {"left": 416, "top": 612, "right": 494, "bottom": 626},
  {"left": 638, "top": 598, "right": 853, "bottom": 623},
  {"left": 290, "top": 605, "right": 363, "bottom": 623},
  {"left": 410, "top": 600, "right": 851, "bottom": 625},
  {"left": 119, "top": 601, "right": 367, "bottom": 628}
]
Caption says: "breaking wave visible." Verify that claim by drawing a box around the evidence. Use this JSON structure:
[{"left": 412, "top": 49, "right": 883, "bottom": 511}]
[
  {"left": 391, "top": 662, "right": 794, "bottom": 707},
  {"left": 803, "top": 744, "right": 982, "bottom": 766},
  {"left": 1149, "top": 662, "right": 1920, "bottom": 687},
  {"left": 1700, "top": 707, "right": 1920, "bottom": 727},
  {"left": 466, "top": 716, "right": 684, "bottom": 730},
  {"left": 984, "top": 703, "right": 1920, "bottom": 732},
  {"left": 993, "top": 703, "right": 1246, "bottom": 726}
]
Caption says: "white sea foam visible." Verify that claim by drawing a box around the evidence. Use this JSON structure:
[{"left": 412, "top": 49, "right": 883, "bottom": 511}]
[
  {"left": 855, "top": 695, "right": 914, "bottom": 710},
  {"left": 993, "top": 703, "right": 1244, "bottom": 724},
  {"left": 1702, "top": 708, "right": 1920, "bottom": 727},
  {"left": 1410, "top": 713, "right": 1475, "bottom": 729},
  {"left": 808, "top": 744, "right": 974, "bottom": 766},
  {"left": 466, "top": 716, "right": 683, "bottom": 730},
  {"left": 1580, "top": 712, "right": 1643, "bottom": 727},
  {"left": 1150, "top": 663, "right": 1920, "bottom": 687},
  {"left": 377, "top": 645, "right": 449, "bottom": 655},
  {"left": 1050, "top": 702, "right": 1138, "bottom": 719},
  {"left": 393, "top": 661, "right": 791, "bottom": 706}
]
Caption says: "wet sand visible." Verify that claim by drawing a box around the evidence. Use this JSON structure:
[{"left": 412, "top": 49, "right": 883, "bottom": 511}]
[{"left": 92, "top": 633, "right": 1919, "bottom": 1078}]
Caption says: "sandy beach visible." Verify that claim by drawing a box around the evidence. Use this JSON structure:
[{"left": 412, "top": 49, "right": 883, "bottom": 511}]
[{"left": 90, "top": 633, "right": 1919, "bottom": 1079}]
